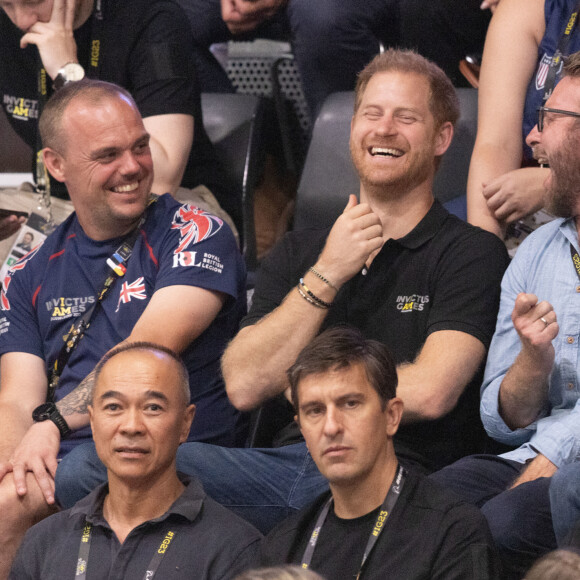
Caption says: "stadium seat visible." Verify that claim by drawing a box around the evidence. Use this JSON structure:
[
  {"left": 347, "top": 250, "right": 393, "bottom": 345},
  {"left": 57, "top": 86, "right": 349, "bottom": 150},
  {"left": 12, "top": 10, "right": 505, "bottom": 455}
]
[
  {"left": 293, "top": 88, "right": 478, "bottom": 231},
  {"left": 201, "top": 93, "right": 267, "bottom": 272}
]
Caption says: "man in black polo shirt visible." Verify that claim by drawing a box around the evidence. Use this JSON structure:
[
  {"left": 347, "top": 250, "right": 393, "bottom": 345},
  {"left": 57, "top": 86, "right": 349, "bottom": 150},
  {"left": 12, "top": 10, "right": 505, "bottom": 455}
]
[
  {"left": 10, "top": 343, "right": 260, "bottom": 579},
  {"left": 260, "top": 327, "right": 499, "bottom": 579},
  {"left": 58, "top": 49, "right": 509, "bottom": 534}
]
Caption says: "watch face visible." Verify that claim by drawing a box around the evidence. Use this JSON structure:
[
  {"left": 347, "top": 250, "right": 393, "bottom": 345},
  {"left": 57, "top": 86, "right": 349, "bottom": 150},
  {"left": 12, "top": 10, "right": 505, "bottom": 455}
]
[
  {"left": 63, "top": 63, "right": 85, "bottom": 82},
  {"left": 33, "top": 402, "right": 55, "bottom": 421}
]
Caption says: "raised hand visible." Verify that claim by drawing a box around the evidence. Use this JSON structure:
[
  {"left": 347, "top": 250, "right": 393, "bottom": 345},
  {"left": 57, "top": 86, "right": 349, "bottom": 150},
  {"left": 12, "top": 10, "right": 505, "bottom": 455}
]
[
  {"left": 20, "top": 0, "right": 78, "bottom": 79},
  {"left": 316, "top": 194, "right": 384, "bottom": 288}
]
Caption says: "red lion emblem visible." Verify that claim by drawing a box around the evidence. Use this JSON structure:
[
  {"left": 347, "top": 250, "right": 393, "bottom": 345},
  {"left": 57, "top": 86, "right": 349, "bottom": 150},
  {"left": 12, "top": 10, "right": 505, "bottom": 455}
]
[
  {"left": 1, "top": 243, "right": 43, "bottom": 311},
  {"left": 171, "top": 205, "right": 223, "bottom": 254}
]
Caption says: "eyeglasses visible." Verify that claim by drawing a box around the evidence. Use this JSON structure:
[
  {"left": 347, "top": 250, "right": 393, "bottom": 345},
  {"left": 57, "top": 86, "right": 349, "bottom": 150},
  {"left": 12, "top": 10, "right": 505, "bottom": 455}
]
[{"left": 538, "top": 106, "right": 580, "bottom": 132}]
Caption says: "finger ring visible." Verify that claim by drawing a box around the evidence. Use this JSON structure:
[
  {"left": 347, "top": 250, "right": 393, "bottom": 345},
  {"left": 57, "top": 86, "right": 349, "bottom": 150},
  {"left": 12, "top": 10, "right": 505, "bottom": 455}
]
[{"left": 540, "top": 316, "right": 549, "bottom": 328}]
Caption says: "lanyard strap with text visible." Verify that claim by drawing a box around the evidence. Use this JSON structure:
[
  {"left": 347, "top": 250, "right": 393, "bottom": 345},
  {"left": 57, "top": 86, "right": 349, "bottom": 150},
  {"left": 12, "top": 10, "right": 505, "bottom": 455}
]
[
  {"left": 542, "top": 0, "right": 580, "bottom": 103},
  {"left": 47, "top": 195, "right": 158, "bottom": 402},
  {"left": 300, "top": 465, "right": 406, "bottom": 579},
  {"left": 75, "top": 521, "right": 176, "bottom": 580},
  {"left": 570, "top": 243, "right": 580, "bottom": 283},
  {"left": 36, "top": 0, "right": 105, "bottom": 159}
]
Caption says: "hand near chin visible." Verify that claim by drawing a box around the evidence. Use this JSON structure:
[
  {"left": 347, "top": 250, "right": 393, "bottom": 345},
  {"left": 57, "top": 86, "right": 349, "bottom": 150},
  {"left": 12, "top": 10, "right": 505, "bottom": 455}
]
[
  {"left": 19, "top": 0, "right": 79, "bottom": 79},
  {"left": 0, "top": 422, "right": 61, "bottom": 505},
  {"left": 316, "top": 194, "right": 384, "bottom": 288}
]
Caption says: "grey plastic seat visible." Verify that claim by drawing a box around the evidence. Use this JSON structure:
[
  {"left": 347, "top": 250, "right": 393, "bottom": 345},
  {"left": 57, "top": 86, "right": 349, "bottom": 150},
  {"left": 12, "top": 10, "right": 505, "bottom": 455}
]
[
  {"left": 293, "top": 88, "right": 478, "bottom": 231},
  {"left": 201, "top": 93, "right": 267, "bottom": 271}
]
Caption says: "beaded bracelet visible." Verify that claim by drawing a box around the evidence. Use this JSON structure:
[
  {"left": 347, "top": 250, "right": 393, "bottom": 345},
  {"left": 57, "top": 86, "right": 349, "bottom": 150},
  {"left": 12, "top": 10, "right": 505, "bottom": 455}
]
[
  {"left": 297, "top": 285, "right": 327, "bottom": 309},
  {"left": 308, "top": 266, "right": 338, "bottom": 291},
  {"left": 299, "top": 278, "right": 334, "bottom": 309}
]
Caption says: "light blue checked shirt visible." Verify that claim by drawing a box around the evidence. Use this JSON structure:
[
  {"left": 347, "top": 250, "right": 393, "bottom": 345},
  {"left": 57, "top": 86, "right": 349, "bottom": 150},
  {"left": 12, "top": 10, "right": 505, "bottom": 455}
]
[{"left": 481, "top": 217, "right": 580, "bottom": 467}]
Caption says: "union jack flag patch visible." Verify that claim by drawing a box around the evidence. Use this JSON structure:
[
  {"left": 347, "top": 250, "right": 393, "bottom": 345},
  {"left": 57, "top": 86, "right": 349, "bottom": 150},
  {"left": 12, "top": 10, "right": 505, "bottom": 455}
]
[{"left": 116, "top": 277, "right": 147, "bottom": 312}]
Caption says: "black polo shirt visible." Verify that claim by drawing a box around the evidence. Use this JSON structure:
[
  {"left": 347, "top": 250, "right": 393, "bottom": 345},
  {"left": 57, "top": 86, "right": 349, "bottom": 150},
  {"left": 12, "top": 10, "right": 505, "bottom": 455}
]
[
  {"left": 244, "top": 201, "right": 509, "bottom": 471},
  {"left": 10, "top": 476, "right": 261, "bottom": 579}
]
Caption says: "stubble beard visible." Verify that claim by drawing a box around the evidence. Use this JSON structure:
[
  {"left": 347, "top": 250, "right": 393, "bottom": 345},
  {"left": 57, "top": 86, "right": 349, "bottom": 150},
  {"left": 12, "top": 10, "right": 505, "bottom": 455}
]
[{"left": 355, "top": 148, "right": 435, "bottom": 198}]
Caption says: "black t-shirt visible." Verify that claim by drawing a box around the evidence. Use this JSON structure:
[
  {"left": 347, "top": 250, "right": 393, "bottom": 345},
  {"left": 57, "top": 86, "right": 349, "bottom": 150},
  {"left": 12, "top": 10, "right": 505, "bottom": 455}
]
[
  {"left": 305, "top": 506, "right": 381, "bottom": 580},
  {"left": 244, "top": 201, "right": 510, "bottom": 471},
  {"left": 261, "top": 469, "right": 500, "bottom": 580},
  {"left": 0, "top": 0, "right": 235, "bottom": 223}
]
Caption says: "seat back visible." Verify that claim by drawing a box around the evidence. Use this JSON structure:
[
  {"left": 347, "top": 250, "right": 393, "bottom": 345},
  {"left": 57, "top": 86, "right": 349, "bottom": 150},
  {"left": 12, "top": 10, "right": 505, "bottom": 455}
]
[
  {"left": 201, "top": 93, "right": 266, "bottom": 271},
  {"left": 293, "top": 88, "right": 478, "bottom": 231}
]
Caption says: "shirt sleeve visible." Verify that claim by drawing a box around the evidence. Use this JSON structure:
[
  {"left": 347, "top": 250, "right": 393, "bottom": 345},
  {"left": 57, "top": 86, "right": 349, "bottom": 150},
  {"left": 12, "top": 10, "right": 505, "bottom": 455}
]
[
  {"left": 122, "top": 1, "right": 198, "bottom": 119},
  {"left": 431, "top": 504, "right": 501, "bottom": 580},
  {"left": 426, "top": 226, "right": 509, "bottom": 347},
  {"left": 153, "top": 203, "right": 245, "bottom": 301},
  {"left": 242, "top": 229, "right": 325, "bottom": 328},
  {"left": 479, "top": 233, "right": 580, "bottom": 466},
  {"left": 0, "top": 252, "right": 45, "bottom": 359}
]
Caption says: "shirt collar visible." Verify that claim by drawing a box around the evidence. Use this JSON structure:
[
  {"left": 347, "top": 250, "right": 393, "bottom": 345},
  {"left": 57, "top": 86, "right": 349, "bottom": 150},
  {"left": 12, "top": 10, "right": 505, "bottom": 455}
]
[
  {"left": 69, "top": 473, "right": 205, "bottom": 526},
  {"left": 390, "top": 199, "right": 448, "bottom": 250},
  {"left": 559, "top": 216, "right": 580, "bottom": 250}
]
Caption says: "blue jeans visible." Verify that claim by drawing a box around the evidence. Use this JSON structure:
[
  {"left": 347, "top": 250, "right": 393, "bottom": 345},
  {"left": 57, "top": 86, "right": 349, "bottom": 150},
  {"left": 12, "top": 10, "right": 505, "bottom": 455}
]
[
  {"left": 549, "top": 462, "right": 580, "bottom": 545},
  {"left": 429, "top": 454, "right": 556, "bottom": 580},
  {"left": 55, "top": 441, "right": 328, "bottom": 534}
]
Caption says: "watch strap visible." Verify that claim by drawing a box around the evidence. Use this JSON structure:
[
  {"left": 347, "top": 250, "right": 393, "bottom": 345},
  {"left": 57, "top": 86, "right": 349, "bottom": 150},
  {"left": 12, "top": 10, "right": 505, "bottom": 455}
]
[{"left": 33, "top": 403, "right": 72, "bottom": 439}]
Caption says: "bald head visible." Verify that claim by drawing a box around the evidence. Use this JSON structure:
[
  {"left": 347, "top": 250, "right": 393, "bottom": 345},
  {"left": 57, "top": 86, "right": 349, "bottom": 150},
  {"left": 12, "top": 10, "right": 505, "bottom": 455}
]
[{"left": 93, "top": 342, "right": 190, "bottom": 406}]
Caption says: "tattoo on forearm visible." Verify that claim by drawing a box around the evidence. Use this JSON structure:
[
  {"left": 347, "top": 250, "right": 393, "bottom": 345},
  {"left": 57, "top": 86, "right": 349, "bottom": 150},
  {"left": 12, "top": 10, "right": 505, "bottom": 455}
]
[{"left": 56, "top": 370, "right": 96, "bottom": 417}]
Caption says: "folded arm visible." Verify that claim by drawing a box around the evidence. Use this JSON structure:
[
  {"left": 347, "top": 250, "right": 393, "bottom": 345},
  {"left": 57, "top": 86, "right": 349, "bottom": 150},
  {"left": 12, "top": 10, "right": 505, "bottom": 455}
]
[
  {"left": 7, "top": 285, "right": 226, "bottom": 502},
  {"left": 466, "top": 0, "right": 545, "bottom": 236},
  {"left": 397, "top": 331, "right": 486, "bottom": 423}
]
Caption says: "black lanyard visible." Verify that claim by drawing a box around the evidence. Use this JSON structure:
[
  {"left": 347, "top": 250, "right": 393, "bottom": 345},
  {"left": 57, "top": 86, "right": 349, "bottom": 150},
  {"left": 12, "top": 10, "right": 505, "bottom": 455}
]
[
  {"left": 75, "top": 521, "right": 176, "bottom": 580},
  {"left": 46, "top": 196, "right": 157, "bottom": 402},
  {"left": 542, "top": 0, "right": 580, "bottom": 103},
  {"left": 569, "top": 243, "right": 580, "bottom": 282},
  {"left": 301, "top": 465, "right": 406, "bottom": 580}
]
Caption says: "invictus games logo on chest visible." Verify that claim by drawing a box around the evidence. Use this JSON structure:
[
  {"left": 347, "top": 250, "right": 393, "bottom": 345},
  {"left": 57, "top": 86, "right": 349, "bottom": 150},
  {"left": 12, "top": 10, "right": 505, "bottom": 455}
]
[
  {"left": 47, "top": 296, "right": 96, "bottom": 321},
  {"left": 396, "top": 294, "right": 429, "bottom": 312},
  {"left": 3, "top": 94, "right": 39, "bottom": 121}
]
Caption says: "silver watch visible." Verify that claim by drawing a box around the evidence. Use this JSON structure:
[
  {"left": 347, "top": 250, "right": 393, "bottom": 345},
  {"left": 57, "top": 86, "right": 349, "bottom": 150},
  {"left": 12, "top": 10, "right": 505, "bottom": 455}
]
[{"left": 53, "top": 62, "right": 85, "bottom": 90}]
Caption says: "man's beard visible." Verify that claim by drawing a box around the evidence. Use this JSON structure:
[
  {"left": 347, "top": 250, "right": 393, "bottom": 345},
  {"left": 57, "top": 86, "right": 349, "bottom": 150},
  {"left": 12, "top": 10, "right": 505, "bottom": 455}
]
[{"left": 545, "top": 133, "right": 580, "bottom": 218}]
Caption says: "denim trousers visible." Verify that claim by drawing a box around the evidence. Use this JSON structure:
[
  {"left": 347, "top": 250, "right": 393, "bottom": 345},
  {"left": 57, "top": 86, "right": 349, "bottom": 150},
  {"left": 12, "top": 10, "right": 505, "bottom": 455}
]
[
  {"left": 429, "top": 454, "right": 556, "bottom": 579},
  {"left": 549, "top": 462, "right": 580, "bottom": 545},
  {"left": 55, "top": 441, "right": 328, "bottom": 534}
]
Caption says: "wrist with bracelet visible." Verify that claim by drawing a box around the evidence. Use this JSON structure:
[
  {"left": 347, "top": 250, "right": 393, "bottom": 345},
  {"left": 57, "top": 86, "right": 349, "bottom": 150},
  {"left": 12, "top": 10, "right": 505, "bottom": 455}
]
[{"left": 296, "top": 277, "right": 335, "bottom": 310}]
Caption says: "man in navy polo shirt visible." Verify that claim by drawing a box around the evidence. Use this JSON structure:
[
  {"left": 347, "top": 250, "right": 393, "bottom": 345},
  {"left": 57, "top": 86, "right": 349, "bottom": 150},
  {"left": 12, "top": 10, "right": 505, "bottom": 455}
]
[{"left": 0, "top": 79, "right": 245, "bottom": 578}]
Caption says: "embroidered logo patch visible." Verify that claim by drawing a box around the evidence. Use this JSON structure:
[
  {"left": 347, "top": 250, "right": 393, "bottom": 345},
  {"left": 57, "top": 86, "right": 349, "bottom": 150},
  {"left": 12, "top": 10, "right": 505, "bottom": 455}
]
[
  {"left": 396, "top": 294, "right": 429, "bottom": 313},
  {"left": 116, "top": 277, "right": 147, "bottom": 312},
  {"left": 171, "top": 205, "right": 223, "bottom": 253}
]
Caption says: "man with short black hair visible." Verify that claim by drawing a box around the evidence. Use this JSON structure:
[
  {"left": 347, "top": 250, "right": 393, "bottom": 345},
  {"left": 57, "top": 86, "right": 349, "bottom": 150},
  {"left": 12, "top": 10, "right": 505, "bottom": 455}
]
[
  {"left": 260, "top": 327, "right": 499, "bottom": 580},
  {"left": 10, "top": 343, "right": 261, "bottom": 579}
]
